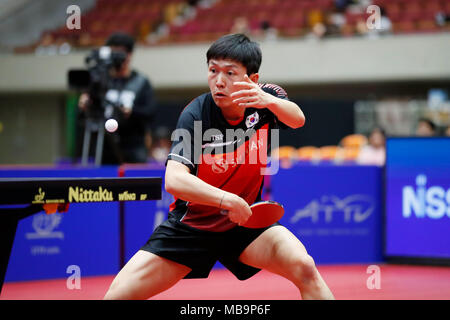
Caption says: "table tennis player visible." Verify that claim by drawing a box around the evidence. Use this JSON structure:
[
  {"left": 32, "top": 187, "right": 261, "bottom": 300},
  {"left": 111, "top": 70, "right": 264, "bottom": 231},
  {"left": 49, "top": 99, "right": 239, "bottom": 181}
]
[{"left": 104, "top": 33, "right": 334, "bottom": 300}]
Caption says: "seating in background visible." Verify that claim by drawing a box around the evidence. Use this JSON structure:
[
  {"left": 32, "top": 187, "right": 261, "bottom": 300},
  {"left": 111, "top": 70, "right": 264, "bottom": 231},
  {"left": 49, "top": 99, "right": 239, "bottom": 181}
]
[
  {"left": 270, "top": 132, "right": 372, "bottom": 165},
  {"left": 318, "top": 145, "right": 342, "bottom": 162},
  {"left": 271, "top": 145, "right": 296, "bottom": 168},
  {"left": 297, "top": 146, "right": 319, "bottom": 162},
  {"left": 20, "top": 0, "right": 450, "bottom": 52},
  {"left": 339, "top": 133, "right": 368, "bottom": 162},
  {"left": 340, "top": 134, "right": 368, "bottom": 149}
]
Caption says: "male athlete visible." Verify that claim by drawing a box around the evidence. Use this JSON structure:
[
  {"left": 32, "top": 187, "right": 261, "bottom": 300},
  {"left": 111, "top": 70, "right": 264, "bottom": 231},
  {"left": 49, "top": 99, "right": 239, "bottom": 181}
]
[{"left": 104, "top": 34, "right": 334, "bottom": 300}]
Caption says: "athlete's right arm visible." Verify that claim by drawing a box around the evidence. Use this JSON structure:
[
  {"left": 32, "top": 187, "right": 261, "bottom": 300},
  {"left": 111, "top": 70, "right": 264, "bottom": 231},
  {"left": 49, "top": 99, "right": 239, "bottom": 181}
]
[{"left": 165, "top": 160, "right": 252, "bottom": 225}]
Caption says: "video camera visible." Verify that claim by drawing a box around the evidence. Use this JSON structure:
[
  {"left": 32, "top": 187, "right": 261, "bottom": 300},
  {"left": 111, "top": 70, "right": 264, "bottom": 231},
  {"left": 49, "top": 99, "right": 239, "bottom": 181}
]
[{"left": 68, "top": 46, "right": 127, "bottom": 118}]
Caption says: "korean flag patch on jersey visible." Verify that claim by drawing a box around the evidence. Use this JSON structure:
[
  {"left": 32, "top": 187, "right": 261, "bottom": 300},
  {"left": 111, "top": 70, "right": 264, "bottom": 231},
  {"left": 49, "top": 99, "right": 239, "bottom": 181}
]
[{"left": 245, "top": 112, "right": 260, "bottom": 128}]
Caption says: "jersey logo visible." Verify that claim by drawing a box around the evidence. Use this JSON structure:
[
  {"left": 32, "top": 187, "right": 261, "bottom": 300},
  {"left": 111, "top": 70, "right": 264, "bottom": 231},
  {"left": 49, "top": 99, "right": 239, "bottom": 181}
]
[
  {"left": 211, "top": 134, "right": 223, "bottom": 141},
  {"left": 212, "top": 157, "right": 230, "bottom": 173},
  {"left": 245, "top": 112, "right": 260, "bottom": 128},
  {"left": 210, "top": 155, "right": 242, "bottom": 174}
]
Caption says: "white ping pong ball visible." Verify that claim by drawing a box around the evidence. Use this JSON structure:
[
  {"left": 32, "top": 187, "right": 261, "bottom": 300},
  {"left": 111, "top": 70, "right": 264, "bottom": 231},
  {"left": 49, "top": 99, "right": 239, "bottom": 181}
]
[{"left": 105, "top": 119, "right": 118, "bottom": 133}]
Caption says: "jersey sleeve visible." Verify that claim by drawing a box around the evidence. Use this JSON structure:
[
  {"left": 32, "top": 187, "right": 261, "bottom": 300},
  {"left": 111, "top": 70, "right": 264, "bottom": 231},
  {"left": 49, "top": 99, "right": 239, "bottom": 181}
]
[
  {"left": 166, "top": 102, "right": 200, "bottom": 173},
  {"left": 259, "top": 83, "right": 290, "bottom": 129},
  {"left": 259, "top": 83, "right": 289, "bottom": 100}
]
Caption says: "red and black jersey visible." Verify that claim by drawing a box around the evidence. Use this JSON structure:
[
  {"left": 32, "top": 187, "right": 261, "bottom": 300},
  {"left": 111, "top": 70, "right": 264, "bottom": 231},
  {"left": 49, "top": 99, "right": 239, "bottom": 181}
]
[{"left": 166, "top": 84, "right": 290, "bottom": 232}]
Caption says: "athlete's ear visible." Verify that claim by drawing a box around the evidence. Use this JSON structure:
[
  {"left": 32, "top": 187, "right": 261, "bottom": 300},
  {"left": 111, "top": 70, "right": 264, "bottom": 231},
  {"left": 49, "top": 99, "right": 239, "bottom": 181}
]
[{"left": 248, "top": 73, "right": 259, "bottom": 83}]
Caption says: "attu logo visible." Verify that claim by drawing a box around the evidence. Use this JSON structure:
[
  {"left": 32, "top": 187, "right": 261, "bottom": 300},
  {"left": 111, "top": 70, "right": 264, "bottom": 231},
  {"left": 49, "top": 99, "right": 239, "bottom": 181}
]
[
  {"left": 245, "top": 112, "right": 259, "bottom": 128},
  {"left": 290, "top": 194, "right": 375, "bottom": 224}
]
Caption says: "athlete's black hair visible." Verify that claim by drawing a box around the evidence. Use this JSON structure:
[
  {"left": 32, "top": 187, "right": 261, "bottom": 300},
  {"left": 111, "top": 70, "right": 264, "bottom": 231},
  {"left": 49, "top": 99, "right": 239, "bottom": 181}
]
[
  {"left": 105, "top": 32, "right": 135, "bottom": 53},
  {"left": 206, "top": 33, "right": 262, "bottom": 75}
]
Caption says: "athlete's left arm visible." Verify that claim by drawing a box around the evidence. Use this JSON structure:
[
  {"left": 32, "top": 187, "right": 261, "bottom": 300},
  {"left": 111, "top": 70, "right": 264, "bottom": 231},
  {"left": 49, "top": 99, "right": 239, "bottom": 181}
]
[{"left": 231, "top": 75, "right": 305, "bottom": 129}]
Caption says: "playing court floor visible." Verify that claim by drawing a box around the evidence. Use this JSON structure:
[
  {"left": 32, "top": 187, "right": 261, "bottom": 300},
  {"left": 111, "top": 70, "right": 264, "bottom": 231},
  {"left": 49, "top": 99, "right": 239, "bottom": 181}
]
[{"left": 1, "top": 264, "right": 449, "bottom": 300}]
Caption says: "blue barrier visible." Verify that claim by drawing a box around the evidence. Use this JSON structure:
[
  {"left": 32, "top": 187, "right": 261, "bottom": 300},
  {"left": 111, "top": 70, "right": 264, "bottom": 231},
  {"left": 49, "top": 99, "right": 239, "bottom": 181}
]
[
  {"left": 385, "top": 138, "right": 450, "bottom": 260},
  {"left": 1, "top": 163, "right": 384, "bottom": 283},
  {"left": 121, "top": 165, "right": 173, "bottom": 263},
  {"left": 121, "top": 165, "right": 229, "bottom": 271},
  {"left": 271, "top": 164, "right": 383, "bottom": 264},
  {"left": 0, "top": 166, "right": 120, "bottom": 282}
]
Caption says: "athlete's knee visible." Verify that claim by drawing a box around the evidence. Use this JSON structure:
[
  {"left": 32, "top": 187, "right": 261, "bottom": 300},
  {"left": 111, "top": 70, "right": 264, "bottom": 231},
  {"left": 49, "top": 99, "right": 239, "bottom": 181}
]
[
  {"left": 291, "top": 253, "right": 318, "bottom": 284},
  {"left": 104, "top": 274, "right": 138, "bottom": 300},
  {"left": 103, "top": 278, "right": 123, "bottom": 300}
]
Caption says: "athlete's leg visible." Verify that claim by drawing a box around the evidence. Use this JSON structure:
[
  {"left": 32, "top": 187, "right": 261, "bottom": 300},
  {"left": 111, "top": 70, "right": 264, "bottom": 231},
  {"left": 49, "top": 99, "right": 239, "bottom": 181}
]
[
  {"left": 104, "top": 250, "right": 191, "bottom": 300},
  {"left": 239, "top": 225, "right": 334, "bottom": 300}
]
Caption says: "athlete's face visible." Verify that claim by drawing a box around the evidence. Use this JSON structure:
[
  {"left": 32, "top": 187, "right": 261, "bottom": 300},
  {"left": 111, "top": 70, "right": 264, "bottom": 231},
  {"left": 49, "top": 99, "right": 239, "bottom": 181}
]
[{"left": 208, "top": 59, "right": 255, "bottom": 108}]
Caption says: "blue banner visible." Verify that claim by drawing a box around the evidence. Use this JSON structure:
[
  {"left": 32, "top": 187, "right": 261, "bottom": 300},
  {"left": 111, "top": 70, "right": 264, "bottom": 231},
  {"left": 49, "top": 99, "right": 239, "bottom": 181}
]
[
  {"left": 122, "top": 165, "right": 173, "bottom": 263},
  {"left": 271, "top": 164, "right": 383, "bottom": 264},
  {"left": 1, "top": 163, "right": 385, "bottom": 282},
  {"left": 385, "top": 138, "right": 450, "bottom": 259},
  {"left": 1, "top": 166, "right": 120, "bottom": 282},
  {"left": 122, "top": 165, "right": 229, "bottom": 271}
]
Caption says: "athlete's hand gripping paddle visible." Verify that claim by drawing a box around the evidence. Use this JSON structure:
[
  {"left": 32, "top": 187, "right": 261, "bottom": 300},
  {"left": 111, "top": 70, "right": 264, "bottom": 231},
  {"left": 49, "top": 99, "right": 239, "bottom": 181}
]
[{"left": 241, "top": 201, "right": 284, "bottom": 228}]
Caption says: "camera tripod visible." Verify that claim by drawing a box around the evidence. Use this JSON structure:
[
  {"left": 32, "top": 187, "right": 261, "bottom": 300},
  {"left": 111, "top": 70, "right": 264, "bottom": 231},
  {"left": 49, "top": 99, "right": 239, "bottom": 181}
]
[{"left": 81, "top": 117, "right": 106, "bottom": 166}]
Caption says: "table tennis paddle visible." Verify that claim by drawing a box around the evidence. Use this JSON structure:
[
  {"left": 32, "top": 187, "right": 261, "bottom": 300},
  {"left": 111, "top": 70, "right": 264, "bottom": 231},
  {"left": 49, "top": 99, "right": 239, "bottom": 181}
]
[{"left": 241, "top": 200, "right": 284, "bottom": 229}]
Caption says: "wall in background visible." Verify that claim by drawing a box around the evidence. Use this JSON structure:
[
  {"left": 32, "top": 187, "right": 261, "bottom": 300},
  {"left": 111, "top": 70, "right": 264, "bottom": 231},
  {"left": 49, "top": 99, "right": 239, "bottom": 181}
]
[
  {"left": 1, "top": 33, "right": 450, "bottom": 92},
  {"left": 0, "top": 93, "right": 65, "bottom": 164}
]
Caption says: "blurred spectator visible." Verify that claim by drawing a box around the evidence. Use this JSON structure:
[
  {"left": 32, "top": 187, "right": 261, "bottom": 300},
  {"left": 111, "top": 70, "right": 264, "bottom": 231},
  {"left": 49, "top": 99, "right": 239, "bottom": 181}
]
[
  {"left": 197, "top": 0, "right": 217, "bottom": 9},
  {"left": 164, "top": 2, "right": 185, "bottom": 24},
  {"left": 307, "top": 9, "right": 326, "bottom": 39},
  {"left": 335, "top": 0, "right": 355, "bottom": 12},
  {"left": 146, "top": 20, "right": 170, "bottom": 45},
  {"left": 323, "top": 12, "right": 344, "bottom": 37},
  {"left": 311, "top": 23, "right": 327, "bottom": 39},
  {"left": 357, "top": 0, "right": 372, "bottom": 7},
  {"left": 444, "top": 125, "right": 450, "bottom": 137},
  {"left": 350, "top": 4, "right": 391, "bottom": 38},
  {"left": 365, "top": 6, "right": 392, "bottom": 39},
  {"left": 308, "top": 9, "right": 325, "bottom": 28},
  {"left": 356, "top": 127, "right": 386, "bottom": 166},
  {"left": 34, "top": 33, "right": 58, "bottom": 55},
  {"left": 355, "top": 17, "right": 369, "bottom": 36},
  {"left": 230, "top": 17, "right": 251, "bottom": 35},
  {"left": 435, "top": 11, "right": 450, "bottom": 27},
  {"left": 174, "top": 0, "right": 199, "bottom": 23},
  {"left": 253, "top": 20, "right": 278, "bottom": 42},
  {"left": 416, "top": 118, "right": 437, "bottom": 137},
  {"left": 35, "top": 33, "right": 72, "bottom": 55},
  {"left": 150, "top": 126, "right": 171, "bottom": 163}
]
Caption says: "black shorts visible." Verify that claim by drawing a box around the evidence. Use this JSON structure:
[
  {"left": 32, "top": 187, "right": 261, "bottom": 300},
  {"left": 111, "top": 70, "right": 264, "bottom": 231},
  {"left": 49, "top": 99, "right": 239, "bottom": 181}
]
[{"left": 141, "top": 215, "right": 279, "bottom": 280}]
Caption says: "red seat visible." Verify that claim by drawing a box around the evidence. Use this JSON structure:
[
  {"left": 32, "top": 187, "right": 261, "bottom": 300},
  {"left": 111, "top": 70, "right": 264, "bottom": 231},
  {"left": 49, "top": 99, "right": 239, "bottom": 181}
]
[
  {"left": 372, "top": 0, "right": 390, "bottom": 7},
  {"left": 277, "top": 0, "right": 298, "bottom": 11},
  {"left": 402, "top": 2, "right": 424, "bottom": 21},
  {"left": 393, "top": 20, "right": 417, "bottom": 34},
  {"left": 417, "top": 20, "right": 440, "bottom": 32},
  {"left": 298, "top": 0, "right": 318, "bottom": 11},
  {"left": 385, "top": 3, "right": 403, "bottom": 23},
  {"left": 385, "top": 2, "right": 402, "bottom": 15},
  {"left": 424, "top": 0, "right": 444, "bottom": 14},
  {"left": 272, "top": 10, "right": 305, "bottom": 29},
  {"left": 345, "top": 12, "right": 369, "bottom": 25},
  {"left": 209, "top": 18, "right": 234, "bottom": 34},
  {"left": 316, "top": 0, "right": 334, "bottom": 10},
  {"left": 445, "top": 1, "right": 450, "bottom": 14}
]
